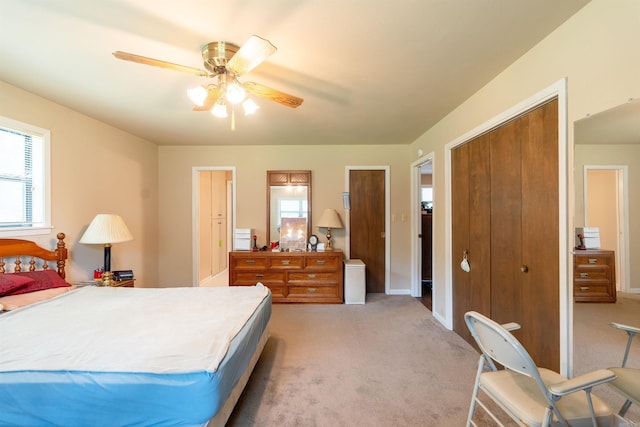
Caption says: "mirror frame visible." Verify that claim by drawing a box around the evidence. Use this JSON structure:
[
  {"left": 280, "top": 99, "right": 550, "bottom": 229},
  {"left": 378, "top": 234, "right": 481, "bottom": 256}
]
[{"left": 266, "top": 170, "right": 312, "bottom": 248}]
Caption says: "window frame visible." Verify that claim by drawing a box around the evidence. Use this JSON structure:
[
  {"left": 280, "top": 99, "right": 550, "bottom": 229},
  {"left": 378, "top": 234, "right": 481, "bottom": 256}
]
[{"left": 0, "top": 116, "right": 52, "bottom": 238}]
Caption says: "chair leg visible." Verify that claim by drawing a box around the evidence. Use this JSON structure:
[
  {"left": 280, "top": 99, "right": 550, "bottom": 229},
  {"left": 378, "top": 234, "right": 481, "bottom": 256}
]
[
  {"left": 584, "top": 388, "right": 598, "bottom": 427},
  {"left": 619, "top": 399, "right": 632, "bottom": 417},
  {"left": 466, "top": 356, "right": 485, "bottom": 427}
]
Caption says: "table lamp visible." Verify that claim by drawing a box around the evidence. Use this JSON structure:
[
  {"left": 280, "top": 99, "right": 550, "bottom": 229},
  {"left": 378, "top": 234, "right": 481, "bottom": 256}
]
[
  {"left": 317, "top": 208, "right": 343, "bottom": 251},
  {"left": 80, "top": 214, "right": 133, "bottom": 286}
]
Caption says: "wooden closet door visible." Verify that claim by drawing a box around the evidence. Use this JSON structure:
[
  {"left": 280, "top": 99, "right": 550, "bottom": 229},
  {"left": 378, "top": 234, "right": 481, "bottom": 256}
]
[
  {"left": 452, "top": 133, "right": 492, "bottom": 342},
  {"left": 489, "top": 117, "right": 524, "bottom": 326},
  {"left": 451, "top": 99, "right": 559, "bottom": 371},
  {"left": 490, "top": 99, "right": 559, "bottom": 371},
  {"left": 520, "top": 99, "right": 559, "bottom": 371}
]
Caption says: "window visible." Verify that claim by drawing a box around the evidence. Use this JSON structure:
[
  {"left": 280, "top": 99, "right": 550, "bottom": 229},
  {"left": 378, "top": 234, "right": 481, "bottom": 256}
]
[
  {"left": 279, "top": 198, "right": 308, "bottom": 220},
  {"left": 0, "top": 117, "right": 51, "bottom": 237}
]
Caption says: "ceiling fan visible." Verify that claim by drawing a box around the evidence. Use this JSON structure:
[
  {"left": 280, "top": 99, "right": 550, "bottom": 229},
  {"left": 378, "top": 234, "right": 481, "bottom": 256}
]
[{"left": 113, "top": 35, "right": 303, "bottom": 128}]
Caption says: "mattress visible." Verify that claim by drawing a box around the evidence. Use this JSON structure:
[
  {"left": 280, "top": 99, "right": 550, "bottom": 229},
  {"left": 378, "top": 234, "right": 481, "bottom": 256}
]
[{"left": 0, "top": 285, "right": 271, "bottom": 427}]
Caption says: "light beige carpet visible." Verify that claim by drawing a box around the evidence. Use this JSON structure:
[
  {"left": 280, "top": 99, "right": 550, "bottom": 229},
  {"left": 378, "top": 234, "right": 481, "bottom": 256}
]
[
  {"left": 228, "top": 294, "right": 482, "bottom": 426},
  {"left": 227, "top": 293, "right": 640, "bottom": 426}
]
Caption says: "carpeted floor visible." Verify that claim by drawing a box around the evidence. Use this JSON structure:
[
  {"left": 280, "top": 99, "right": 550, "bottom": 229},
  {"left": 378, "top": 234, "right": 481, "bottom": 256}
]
[
  {"left": 227, "top": 293, "right": 640, "bottom": 426},
  {"left": 228, "top": 294, "right": 478, "bottom": 426}
]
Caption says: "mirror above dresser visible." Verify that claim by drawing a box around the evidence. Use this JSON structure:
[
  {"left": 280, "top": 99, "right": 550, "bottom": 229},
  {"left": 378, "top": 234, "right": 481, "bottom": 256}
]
[{"left": 266, "top": 170, "right": 312, "bottom": 249}]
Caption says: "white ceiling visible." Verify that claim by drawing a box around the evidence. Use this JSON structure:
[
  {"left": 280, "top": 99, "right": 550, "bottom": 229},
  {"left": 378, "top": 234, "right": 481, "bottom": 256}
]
[{"left": 1, "top": 0, "right": 590, "bottom": 146}]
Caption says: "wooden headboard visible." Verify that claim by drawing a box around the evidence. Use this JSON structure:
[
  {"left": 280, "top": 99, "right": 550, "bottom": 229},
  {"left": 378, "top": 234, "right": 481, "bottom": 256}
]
[{"left": 0, "top": 232, "right": 68, "bottom": 278}]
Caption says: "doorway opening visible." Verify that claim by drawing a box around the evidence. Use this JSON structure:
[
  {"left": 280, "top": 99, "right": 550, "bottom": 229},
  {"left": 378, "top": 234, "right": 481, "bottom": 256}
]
[
  {"left": 411, "top": 155, "right": 434, "bottom": 310},
  {"left": 192, "top": 167, "right": 236, "bottom": 287}
]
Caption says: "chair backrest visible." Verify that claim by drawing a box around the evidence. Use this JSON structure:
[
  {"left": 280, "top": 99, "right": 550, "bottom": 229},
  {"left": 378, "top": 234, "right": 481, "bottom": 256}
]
[{"left": 464, "top": 311, "right": 540, "bottom": 378}]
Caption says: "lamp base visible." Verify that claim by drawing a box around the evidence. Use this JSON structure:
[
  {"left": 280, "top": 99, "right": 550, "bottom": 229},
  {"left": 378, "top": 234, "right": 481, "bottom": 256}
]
[
  {"left": 325, "top": 229, "right": 334, "bottom": 251},
  {"left": 102, "top": 271, "right": 114, "bottom": 287}
]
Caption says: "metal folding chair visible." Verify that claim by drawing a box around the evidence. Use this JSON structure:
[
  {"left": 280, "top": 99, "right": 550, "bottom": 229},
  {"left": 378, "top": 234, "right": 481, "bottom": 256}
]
[
  {"left": 465, "top": 311, "right": 619, "bottom": 427},
  {"left": 608, "top": 322, "right": 640, "bottom": 417}
]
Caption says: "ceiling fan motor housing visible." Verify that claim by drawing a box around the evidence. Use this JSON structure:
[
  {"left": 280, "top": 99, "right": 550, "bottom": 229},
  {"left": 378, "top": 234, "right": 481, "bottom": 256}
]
[{"left": 202, "top": 42, "right": 239, "bottom": 74}]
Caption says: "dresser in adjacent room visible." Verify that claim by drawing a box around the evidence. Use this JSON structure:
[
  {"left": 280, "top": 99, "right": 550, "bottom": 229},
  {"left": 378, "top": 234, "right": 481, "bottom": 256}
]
[
  {"left": 229, "top": 250, "right": 344, "bottom": 303},
  {"left": 573, "top": 249, "right": 616, "bottom": 303}
]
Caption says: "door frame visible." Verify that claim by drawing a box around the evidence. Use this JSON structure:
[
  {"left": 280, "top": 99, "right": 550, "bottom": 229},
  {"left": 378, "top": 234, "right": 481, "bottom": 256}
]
[
  {"left": 444, "top": 78, "right": 571, "bottom": 376},
  {"left": 344, "top": 166, "right": 391, "bottom": 294},
  {"left": 411, "top": 152, "right": 435, "bottom": 298},
  {"left": 191, "top": 166, "right": 237, "bottom": 287},
  {"left": 583, "top": 165, "right": 630, "bottom": 293}
]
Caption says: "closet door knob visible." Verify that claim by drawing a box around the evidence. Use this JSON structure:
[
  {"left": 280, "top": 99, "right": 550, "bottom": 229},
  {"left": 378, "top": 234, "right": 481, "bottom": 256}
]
[{"left": 521, "top": 265, "right": 529, "bottom": 273}]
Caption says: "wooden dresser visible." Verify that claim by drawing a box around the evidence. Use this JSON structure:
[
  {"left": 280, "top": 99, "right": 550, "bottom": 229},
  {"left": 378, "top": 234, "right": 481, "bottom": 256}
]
[
  {"left": 573, "top": 250, "right": 616, "bottom": 303},
  {"left": 229, "top": 250, "right": 344, "bottom": 303}
]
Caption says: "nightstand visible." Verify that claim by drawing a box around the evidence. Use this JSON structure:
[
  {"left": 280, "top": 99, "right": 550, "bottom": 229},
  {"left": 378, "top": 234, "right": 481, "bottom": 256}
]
[{"left": 111, "top": 279, "right": 135, "bottom": 288}]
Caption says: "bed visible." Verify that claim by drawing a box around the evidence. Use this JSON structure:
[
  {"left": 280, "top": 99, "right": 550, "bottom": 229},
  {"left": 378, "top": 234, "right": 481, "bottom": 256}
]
[{"left": 0, "top": 233, "right": 271, "bottom": 427}]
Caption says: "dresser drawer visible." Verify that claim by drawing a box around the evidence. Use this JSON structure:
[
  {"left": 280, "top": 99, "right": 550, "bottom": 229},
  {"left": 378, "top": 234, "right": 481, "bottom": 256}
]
[
  {"left": 574, "top": 282, "right": 615, "bottom": 303},
  {"left": 232, "top": 271, "right": 285, "bottom": 285},
  {"left": 288, "top": 271, "right": 339, "bottom": 284},
  {"left": 574, "top": 254, "right": 612, "bottom": 267},
  {"left": 230, "top": 256, "right": 267, "bottom": 270},
  {"left": 263, "top": 284, "right": 286, "bottom": 298},
  {"left": 574, "top": 269, "right": 610, "bottom": 281},
  {"left": 288, "top": 286, "right": 339, "bottom": 297},
  {"left": 269, "top": 257, "right": 304, "bottom": 269},
  {"left": 305, "top": 256, "right": 341, "bottom": 270}
]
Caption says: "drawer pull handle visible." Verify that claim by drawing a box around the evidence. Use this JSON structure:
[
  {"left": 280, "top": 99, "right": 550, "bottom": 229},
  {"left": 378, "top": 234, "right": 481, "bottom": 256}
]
[
  {"left": 316, "top": 260, "right": 326, "bottom": 265},
  {"left": 245, "top": 260, "right": 255, "bottom": 265},
  {"left": 255, "top": 274, "right": 264, "bottom": 279},
  {"left": 588, "top": 258, "right": 597, "bottom": 264},
  {"left": 580, "top": 286, "right": 589, "bottom": 292},
  {"left": 281, "top": 260, "right": 290, "bottom": 265},
  {"left": 580, "top": 273, "right": 589, "bottom": 278},
  {"left": 308, "top": 288, "right": 317, "bottom": 293},
  {"left": 308, "top": 274, "right": 316, "bottom": 279}
]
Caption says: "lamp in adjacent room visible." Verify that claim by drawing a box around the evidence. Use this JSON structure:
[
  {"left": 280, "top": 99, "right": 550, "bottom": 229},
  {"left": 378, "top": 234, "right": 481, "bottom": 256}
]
[
  {"left": 317, "top": 208, "right": 343, "bottom": 251},
  {"left": 80, "top": 214, "right": 133, "bottom": 286}
]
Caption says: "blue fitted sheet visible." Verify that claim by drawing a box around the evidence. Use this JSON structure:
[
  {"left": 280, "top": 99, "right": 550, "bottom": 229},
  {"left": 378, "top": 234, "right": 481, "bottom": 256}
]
[{"left": 0, "top": 286, "right": 271, "bottom": 427}]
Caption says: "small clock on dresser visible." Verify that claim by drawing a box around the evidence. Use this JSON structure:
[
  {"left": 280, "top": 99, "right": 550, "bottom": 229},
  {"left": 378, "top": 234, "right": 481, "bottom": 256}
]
[{"left": 309, "top": 234, "right": 319, "bottom": 251}]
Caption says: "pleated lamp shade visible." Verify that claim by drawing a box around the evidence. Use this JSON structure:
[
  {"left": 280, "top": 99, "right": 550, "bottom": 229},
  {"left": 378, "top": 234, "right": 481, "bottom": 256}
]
[
  {"left": 80, "top": 214, "right": 133, "bottom": 244},
  {"left": 317, "top": 209, "right": 343, "bottom": 251},
  {"left": 317, "top": 209, "right": 343, "bottom": 229},
  {"left": 80, "top": 214, "right": 133, "bottom": 283}
]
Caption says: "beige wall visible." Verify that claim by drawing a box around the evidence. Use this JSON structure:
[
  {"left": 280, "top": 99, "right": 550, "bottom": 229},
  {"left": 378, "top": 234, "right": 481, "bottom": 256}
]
[
  {"left": 158, "top": 145, "right": 413, "bottom": 288},
  {"left": 410, "top": 0, "right": 640, "bottom": 321},
  {"left": 0, "top": 81, "right": 159, "bottom": 287}
]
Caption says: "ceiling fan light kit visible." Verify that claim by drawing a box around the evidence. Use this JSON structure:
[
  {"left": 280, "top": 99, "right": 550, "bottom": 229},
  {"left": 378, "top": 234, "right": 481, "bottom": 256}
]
[{"left": 113, "top": 35, "right": 303, "bottom": 130}]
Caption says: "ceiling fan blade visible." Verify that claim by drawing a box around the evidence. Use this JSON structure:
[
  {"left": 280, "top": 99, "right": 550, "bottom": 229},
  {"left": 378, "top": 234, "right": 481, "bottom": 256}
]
[
  {"left": 244, "top": 82, "right": 303, "bottom": 108},
  {"left": 192, "top": 85, "right": 222, "bottom": 111},
  {"left": 113, "top": 51, "right": 211, "bottom": 77},
  {"left": 226, "top": 35, "right": 277, "bottom": 76}
]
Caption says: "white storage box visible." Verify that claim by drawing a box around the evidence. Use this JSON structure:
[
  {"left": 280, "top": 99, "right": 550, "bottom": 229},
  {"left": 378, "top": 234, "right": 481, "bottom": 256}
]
[
  {"left": 234, "top": 228, "right": 253, "bottom": 251},
  {"left": 344, "top": 259, "right": 366, "bottom": 304},
  {"left": 575, "top": 227, "right": 600, "bottom": 249}
]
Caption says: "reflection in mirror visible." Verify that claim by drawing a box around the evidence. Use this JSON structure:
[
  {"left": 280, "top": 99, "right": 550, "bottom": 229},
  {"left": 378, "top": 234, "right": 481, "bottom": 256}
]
[
  {"left": 573, "top": 98, "right": 639, "bottom": 295},
  {"left": 267, "top": 170, "right": 312, "bottom": 250}
]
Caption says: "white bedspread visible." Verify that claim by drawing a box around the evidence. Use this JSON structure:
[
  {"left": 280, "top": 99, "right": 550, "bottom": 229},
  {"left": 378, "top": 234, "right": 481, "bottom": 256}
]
[{"left": 0, "top": 285, "right": 269, "bottom": 374}]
